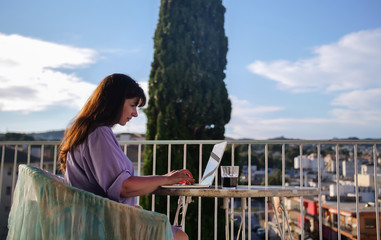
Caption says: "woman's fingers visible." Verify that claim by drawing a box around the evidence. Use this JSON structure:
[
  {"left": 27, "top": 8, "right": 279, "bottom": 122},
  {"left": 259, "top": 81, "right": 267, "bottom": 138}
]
[
  {"left": 178, "top": 169, "right": 193, "bottom": 178},
  {"left": 177, "top": 169, "right": 195, "bottom": 185},
  {"left": 164, "top": 169, "right": 195, "bottom": 185}
]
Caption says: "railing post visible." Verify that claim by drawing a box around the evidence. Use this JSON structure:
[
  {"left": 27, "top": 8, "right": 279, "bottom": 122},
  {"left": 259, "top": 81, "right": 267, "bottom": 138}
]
[
  {"left": 53, "top": 144, "right": 58, "bottom": 175},
  {"left": 39, "top": 144, "right": 44, "bottom": 169},
  {"left": 0, "top": 145, "right": 5, "bottom": 203},
  {"left": 265, "top": 143, "right": 268, "bottom": 240},
  {"left": 198, "top": 144, "right": 202, "bottom": 240},
  {"left": 318, "top": 144, "right": 323, "bottom": 240},
  {"left": 373, "top": 144, "right": 380, "bottom": 240},
  {"left": 137, "top": 144, "right": 142, "bottom": 205},
  {"left": 248, "top": 144, "right": 252, "bottom": 240},
  {"left": 27, "top": 145, "right": 31, "bottom": 165},
  {"left": 354, "top": 144, "right": 361, "bottom": 240},
  {"left": 167, "top": 144, "right": 172, "bottom": 218},
  {"left": 230, "top": 143, "right": 235, "bottom": 240},
  {"left": 335, "top": 144, "right": 341, "bottom": 240},
  {"left": 299, "top": 144, "right": 304, "bottom": 240},
  {"left": 281, "top": 143, "right": 286, "bottom": 240},
  {"left": 152, "top": 144, "right": 156, "bottom": 211},
  {"left": 183, "top": 144, "right": 187, "bottom": 169},
  {"left": 11, "top": 145, "right": 18, "bottom": 204}
]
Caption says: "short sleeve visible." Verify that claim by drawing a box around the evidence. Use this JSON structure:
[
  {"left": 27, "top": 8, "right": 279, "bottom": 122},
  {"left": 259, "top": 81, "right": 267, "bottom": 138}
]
[{"left": 87, "top": 127, "right": 134, "bottom": 202}]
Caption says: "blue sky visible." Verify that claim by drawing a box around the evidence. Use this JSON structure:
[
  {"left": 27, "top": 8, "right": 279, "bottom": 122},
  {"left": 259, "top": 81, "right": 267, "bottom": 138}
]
[{"left": 0, "top": 0, "right": 380, "bottom": 139}]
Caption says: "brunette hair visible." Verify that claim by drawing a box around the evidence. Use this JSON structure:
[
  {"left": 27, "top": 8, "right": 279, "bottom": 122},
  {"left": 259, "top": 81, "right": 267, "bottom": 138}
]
[{"left": 58, "top": 73, "right": 146, "bottom": 173}]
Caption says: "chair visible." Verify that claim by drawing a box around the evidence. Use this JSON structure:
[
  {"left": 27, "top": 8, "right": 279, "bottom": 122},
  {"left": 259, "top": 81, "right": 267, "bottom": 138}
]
[{"left": 7, "top": 164, "right": 173, "bottom": 240}]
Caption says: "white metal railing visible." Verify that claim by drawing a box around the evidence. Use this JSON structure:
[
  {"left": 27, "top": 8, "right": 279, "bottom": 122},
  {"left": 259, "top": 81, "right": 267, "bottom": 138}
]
[{"left": 0, "top": 139, "right": 380, "bottom": 240}]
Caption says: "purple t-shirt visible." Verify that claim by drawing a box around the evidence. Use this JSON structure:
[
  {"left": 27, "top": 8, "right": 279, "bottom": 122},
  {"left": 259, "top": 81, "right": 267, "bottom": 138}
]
[{"left": 64, "top": 126, "right": 135, "bottom": 206}]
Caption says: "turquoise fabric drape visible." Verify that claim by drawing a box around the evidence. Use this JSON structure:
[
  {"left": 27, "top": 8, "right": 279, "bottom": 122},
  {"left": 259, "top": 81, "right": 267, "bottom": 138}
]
[{"left": 7, "top": 165, "right": 173, "bottom": 240}]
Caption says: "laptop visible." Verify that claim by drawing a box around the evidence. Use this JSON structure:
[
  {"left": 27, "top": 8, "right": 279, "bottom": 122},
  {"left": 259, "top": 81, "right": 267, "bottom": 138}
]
[{"left": 161, "top": 141, "right": 227, "bottom": 188}]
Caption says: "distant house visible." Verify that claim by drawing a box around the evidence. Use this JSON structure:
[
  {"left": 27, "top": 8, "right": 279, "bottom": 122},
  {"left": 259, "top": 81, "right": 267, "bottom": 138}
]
[
  {"left": 116, "top": 132, "right": 145, "bottom": 141},
  {"left": 324, "top": 154, "right": 348, "bottom": 173},
  {"left": 286, "top": 196, "right": 381, "bottom": 240},
  {"left": 115, "top": 133, "right": 146, "bottom": 173},
  {"left": 355, "top": 164, "right": 381, "bottom": 199},
  {"left": 294, "top": 153, "right": 325, "bottom": 172},
  {"left": 321, "top": 201, "right": 381, "bottom": 240}
]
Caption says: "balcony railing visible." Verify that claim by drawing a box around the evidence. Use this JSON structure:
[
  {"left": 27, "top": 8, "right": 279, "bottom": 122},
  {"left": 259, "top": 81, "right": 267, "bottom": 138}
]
[{"left": 1, "top": 139, "right": 380, "bottom": 240}]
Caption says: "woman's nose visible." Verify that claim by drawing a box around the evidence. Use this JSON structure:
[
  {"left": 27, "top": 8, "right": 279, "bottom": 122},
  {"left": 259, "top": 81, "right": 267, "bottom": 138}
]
[{"left": 132, "top": 108, "right": 138, "bottom": 117}]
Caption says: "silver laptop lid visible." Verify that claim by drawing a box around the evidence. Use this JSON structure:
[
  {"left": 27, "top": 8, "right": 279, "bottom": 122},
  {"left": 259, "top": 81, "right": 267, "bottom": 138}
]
[{"left": 199, "top": 141, "right": 227, "bottom": 185}]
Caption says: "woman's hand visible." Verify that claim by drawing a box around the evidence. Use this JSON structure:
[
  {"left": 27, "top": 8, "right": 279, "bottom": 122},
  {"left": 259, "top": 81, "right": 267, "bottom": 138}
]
[
  {"left": 164, "top": 169, "right": 195, "bottom": 185},
  {"left": 120, "top": 169, "right": 195, "bottom": 197}
]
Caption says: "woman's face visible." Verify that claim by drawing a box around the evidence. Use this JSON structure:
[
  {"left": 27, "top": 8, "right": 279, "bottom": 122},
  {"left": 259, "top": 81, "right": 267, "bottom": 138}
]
[{"left": 118, "top": 97, "right": 139, "bottom": 126}]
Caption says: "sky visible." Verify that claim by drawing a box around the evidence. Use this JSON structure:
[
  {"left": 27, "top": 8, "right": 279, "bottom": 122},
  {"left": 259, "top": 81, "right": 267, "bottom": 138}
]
[{"left": 0, "top": 0, "right": 381, "bottom": 140}]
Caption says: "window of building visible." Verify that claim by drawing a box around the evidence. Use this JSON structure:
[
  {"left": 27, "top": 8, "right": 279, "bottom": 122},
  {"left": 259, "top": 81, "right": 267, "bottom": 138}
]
[
  {"left": 365, "top": 218, "right": 376, "bottom": 229},
  {"left": 6, "top": 186, "right": 11, "bottom": 195},
  {"left": 333, "top": 214, "right": 338, "bottom": 227}
]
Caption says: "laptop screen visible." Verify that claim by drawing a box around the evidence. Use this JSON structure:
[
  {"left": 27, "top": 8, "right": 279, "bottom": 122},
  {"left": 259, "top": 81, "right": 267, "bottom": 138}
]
[{"left": 200, "top": 141, "right": 227, "bottom": 185}]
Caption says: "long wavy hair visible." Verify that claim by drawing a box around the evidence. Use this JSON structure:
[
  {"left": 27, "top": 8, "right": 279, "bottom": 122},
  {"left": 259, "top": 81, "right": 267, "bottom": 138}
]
[{"left": 58, "top": 73, "right": 146, "bottom": 173}]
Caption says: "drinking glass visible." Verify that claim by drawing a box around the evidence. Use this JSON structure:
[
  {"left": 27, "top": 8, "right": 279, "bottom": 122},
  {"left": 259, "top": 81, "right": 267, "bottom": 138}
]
[{"left": 220, "top": 166, "right": 239, "bottom": 189}]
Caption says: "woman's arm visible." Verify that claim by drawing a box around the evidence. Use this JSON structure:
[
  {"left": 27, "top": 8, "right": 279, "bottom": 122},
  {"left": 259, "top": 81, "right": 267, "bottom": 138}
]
[{"left": 120, "top": 169, "right": 194, "bottom": 197}]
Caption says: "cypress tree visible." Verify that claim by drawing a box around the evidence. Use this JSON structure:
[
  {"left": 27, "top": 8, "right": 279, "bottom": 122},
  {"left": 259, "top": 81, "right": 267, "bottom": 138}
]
[{"left": 142, "top": 0, "right": 231, "bottom": 239}]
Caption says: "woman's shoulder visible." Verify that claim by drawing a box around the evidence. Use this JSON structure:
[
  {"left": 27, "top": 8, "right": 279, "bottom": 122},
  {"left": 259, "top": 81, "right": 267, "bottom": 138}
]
[
  {"left": 93, "top": 125, "right": 112, "bottom": 133},
  {"left": 87, "top": 126, "right": 121, "bottom": 150},
  {"left": 89, "top": 126, "right": 115, "bottom": 140}
]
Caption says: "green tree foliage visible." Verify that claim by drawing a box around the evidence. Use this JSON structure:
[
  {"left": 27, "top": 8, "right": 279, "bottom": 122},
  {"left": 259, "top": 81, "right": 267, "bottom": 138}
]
[
  {"left": 0, "top": 132, "right": 34, "bottom": 141},
  {"left": 261, "top": 169, "right": 283, "bottom": 185},
  {"left": 142, "top": 0, "right": 231, "bottom": 239},
  {"left": 145, "top": 0, "right": 230, "bottom": 142}
]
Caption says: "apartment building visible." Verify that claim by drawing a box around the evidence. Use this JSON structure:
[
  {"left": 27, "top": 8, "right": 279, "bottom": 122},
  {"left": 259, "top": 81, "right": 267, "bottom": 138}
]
[
  {"left": 321, "top": 201, "right": 381, "bottom": 240},
  {"left": 0, "top": 145, "right": 55, "bottom": 239}
]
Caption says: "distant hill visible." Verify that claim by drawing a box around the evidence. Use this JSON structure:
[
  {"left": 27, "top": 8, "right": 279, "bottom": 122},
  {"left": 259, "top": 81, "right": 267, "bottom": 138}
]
[
  {"left": 0, "top": 132, "right": 35, "bottom": 141},
  {"left": 28, "top": 130, "right": 65, "bottom": 141},
  {"left": 1, "top": 130, "right": 379, "bottom": 142}
]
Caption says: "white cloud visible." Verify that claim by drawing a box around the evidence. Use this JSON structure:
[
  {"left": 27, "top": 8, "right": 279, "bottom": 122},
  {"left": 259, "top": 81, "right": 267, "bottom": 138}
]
[
  {"left": 233, "top": 29, "right": 381, "bottom": 139},
  {"left": 332, "top": 88, "right": 381, "bottom": 110},
  {"left": 330, "top": 88, "right": 381, "bottom": 125},
  {"left": 247, "top": 28, "right": 381, "bottom": 93},
  {"left": 0, "top": 33, "right": 98, "bottom": 113},
  {"left": 226, "top": 94, "right": 381, "bottom": 139},
  {"left": 228, "top": 96, "right": 284, "bottom": 123},
  {"left": 137, "top": 80, "right": 149, "bottom": 100},
  {"left": 226, "top": 95, "right": 287, "bottom": 139}
]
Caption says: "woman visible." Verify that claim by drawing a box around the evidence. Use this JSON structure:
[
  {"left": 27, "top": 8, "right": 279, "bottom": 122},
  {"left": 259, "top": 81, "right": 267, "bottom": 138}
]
[{"left": 59, "top": 73, "right": 193, "bottom": 240}]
